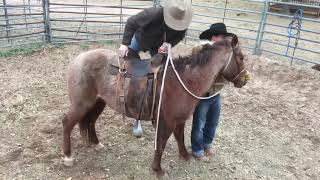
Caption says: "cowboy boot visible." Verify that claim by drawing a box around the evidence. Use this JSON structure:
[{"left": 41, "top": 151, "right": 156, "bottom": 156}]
[{"left": 126, "top": 48, "right": 141, "bottom": 61}]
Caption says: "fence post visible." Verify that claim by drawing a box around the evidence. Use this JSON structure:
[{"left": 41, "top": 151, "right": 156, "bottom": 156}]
[
  {"left": 42, "top": 0, "right": 52, "bottom": 43},
  {"left": 153, "top": 0, "right": 160, "bottom": 7},
  {"left": 119, "top": 0, "right": 123, "bottom": 39},
  {"left": 3, "top": 0, "right": 12, "bottom": 44},
  {"left": 223, "top": 0, "right": 228, "bottom": 23},
  {"left": 254, "top": 0, "right": 269, "bottom": 55}
]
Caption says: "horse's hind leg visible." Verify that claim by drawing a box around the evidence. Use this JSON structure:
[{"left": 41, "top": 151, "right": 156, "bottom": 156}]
[
  {"left": 173, "top": 122, "right": 191, "bottom": 161},
  {"left": 62, "top": 105, "right": 88, "bottom": 166},
  {"left": 86, "top": 97, "right": 106, "bottom": 150}
]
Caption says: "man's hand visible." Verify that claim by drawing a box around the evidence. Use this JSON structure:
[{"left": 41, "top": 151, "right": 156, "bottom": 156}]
[
  {"left": 158, "top": 42, "right": 171, "bottom": 54},
  {"left": 119, "top": 44, "right": 129, "bottom": 58}
]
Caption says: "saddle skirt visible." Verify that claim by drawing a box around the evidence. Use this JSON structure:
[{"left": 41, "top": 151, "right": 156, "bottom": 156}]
[{"left": 108, "top": 53, "right": 161, "bottom": 121}]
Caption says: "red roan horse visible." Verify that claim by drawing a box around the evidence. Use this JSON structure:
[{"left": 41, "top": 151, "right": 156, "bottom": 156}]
[{"left": 62, "top": 35, "right": 248, "bottom": 176}]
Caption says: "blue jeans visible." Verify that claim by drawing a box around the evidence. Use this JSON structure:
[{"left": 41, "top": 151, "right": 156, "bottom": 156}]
[
  {"left": 129, "top": 35, "right": 157, "bottom": 56},
  {"left": 191, "top": 94, "right": 221, "bottom": 157},
  {"left": 129, "top": 35, "right": 140, "bottom": 52}
]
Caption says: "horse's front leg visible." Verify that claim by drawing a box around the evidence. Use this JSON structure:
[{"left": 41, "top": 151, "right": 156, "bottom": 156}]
[
  {"left": 173, "top": 122, "right": 191, "bottom": 161},
  {"left": 151, "top": 118, "right": 174, "bottom": 177}
]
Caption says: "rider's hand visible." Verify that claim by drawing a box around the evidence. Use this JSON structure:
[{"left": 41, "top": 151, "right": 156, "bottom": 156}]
[
  {"left": 158, "top": 42, "right": 171, "bottom": 54},
  {"left": 119, "top": 44, "right": 129, "bottom": 58}
]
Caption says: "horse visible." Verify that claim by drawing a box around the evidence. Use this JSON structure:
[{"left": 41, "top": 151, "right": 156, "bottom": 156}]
[{"left": 62, "top": 34, "right": 248, "bottom": 176}]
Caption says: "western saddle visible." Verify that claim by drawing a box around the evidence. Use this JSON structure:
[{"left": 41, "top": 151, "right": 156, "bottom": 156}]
[{"left": 108, "top": 50, "right": 164, "bottom": 121}]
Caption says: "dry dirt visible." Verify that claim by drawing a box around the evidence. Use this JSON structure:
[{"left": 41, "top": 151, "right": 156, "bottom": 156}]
[{"left": 0, "top": 42, "right": 320, "bottom": 179}]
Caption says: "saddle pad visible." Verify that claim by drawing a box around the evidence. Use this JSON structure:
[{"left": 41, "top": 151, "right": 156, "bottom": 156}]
[
  {"left": 108, "top": 56, "right": 153, "bottom": 77},
  {"left": 108, "top": 63, "right": 154, "bottom": 79},
  {"left": 126, "top": 58, "right": 152, "bottom": 77}
]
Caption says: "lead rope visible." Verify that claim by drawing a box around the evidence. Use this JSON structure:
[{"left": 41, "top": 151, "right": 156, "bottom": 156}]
[{"left": 154, "top": 44, "right": 234, "bottom": 150}]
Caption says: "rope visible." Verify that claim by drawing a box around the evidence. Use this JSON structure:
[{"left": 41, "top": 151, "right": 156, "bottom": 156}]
[
  {"left": 169, "top": 49, "right": 232, "bottom": 100},
  {"left": 154, "top": 48, "right": 171, "bottom": 150},
  {"left": 154, "top": 44, "right": 233, "bottom": 150}
]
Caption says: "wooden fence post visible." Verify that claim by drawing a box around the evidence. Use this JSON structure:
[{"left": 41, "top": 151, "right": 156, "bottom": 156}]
[
  {"left": 42, "top": 0, "right": 52, "bottom": 43},
  {"left": 3, "top": 0, "right": 12, "bottom": 44}
]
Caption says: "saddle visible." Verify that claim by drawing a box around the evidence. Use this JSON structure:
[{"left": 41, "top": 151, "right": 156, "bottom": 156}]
[
  {"left": 108, "top": 50, "right": 164, "bottom": 121},
  {"left": 109, "top": 51, "right": 155, "bottom": 77}
]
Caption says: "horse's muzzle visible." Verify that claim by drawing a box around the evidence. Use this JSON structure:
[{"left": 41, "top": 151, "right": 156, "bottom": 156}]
[{"left": 234, "top": 70, "right": 250, "bottom": 88}]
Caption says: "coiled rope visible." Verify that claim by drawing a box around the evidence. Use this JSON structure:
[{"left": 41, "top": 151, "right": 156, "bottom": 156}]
[{"left": 286, "top": 9, "right": 303, "bottom": 65}]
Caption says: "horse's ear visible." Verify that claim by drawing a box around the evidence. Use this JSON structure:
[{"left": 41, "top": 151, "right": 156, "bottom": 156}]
[{"left": 231, "top": 34, "right": 239, "bottom": 48}]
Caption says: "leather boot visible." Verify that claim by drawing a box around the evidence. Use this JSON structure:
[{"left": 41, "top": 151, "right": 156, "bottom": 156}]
[{"left": 126, "top": 48, "right": 141, "bottom": 61}]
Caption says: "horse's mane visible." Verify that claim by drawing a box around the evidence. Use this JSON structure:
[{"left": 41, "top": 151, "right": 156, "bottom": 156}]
[{"left": 172, "top": 39, "right": 231, "bottom": 72}]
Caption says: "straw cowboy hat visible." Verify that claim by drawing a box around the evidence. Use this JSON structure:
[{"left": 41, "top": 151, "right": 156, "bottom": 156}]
[
  {"left": 199, "top": 23, "right": 233, "bottom": 40},
  {"left": 163, "top": 0, "right": 193, "bottom": 31}
]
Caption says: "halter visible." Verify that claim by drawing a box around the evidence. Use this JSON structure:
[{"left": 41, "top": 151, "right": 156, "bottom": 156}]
[{"left": 222, "top": 44, "right": 247, "bottom": 83}]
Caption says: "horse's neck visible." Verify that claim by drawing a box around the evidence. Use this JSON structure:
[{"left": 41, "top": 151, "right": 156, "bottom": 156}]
[{"left": 173, "top": 56, "right": 225, "bottom": 97}]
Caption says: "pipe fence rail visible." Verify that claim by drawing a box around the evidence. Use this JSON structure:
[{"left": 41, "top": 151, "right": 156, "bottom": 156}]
[{"left": 0, "top": 0, "right": 319, "bottom": 65}]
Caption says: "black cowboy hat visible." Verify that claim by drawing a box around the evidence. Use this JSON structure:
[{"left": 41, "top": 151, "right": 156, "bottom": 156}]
[{"left": 199, "top": 23, "right": 232, "bottom": 40}]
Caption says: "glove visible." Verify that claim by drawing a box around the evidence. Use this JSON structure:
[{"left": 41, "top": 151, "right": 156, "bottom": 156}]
[
  {"left": 158, "top": 42, "right": 171, "bottom": 54},
  {"left": 119, "top": 44, "right": 129, "bottom": 58}
]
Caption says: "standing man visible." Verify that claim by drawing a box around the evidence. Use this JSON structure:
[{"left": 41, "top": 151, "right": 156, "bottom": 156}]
[
  {"left": 191, "top": 23, "right": 233, "bottom": 160},
  {"left": 119, "top": 0, "right": 193, "bottom": 137}
]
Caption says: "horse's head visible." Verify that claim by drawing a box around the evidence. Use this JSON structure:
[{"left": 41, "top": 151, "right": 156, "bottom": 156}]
[{"left": 221, "top": 35, "right": 249, "bottom": 88}]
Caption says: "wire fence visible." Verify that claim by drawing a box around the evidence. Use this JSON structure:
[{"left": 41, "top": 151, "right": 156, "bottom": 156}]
[
  {"left": 0, "top": 0, "right": 319, "bottom": 65},
  {"left": 179, "top": 0, "right": 320, "bottom": 65}
]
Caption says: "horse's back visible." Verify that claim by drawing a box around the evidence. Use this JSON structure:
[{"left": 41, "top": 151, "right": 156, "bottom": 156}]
[{"left": 69, "top": 49, "right": 116, "bottom": 70}]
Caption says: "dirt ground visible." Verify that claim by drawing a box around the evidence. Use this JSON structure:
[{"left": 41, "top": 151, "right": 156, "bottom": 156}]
[{"left": 0, "top": 42, "right": 319, "bottom": 179}]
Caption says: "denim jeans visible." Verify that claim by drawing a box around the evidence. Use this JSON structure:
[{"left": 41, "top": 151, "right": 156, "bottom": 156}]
[
  {"left": 129, "top": 35, "right": 140, "bottom": 52},
  {"left": 129, "top": 35, "right": 157, "bottom": 56},
  {"left": 191, "top": 94, "right": 221, "bottom": 157}
]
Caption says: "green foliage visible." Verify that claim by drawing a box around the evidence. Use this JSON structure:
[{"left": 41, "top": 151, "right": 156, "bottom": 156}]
[
  {"left": 0, "top": 43, "right": 68, "bottom": 58},
  {"left": 0, "top": 43, "right": 45, "bottom": 58},
  {"left": 79, "top": 43, "right": 90, "bottom": 50},
  {"left": 97, "top": 40, "right": 115, "bottom": 46},
  {"left": 0, "top": 40, "right": 117, "bottom": 58},
  {"left": 53, "top": 43, "right": 65, "bottom": 49}
]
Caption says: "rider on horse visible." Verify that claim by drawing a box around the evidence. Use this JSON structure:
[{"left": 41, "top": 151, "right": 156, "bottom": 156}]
[{"left": 119, "top": 0, "right": 193, "bottom": 137}]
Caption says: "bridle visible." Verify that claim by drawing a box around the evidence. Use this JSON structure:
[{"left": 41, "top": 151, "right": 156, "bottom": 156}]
[{"left": 222, "top": 44, "right": 247, "bottom": 83}]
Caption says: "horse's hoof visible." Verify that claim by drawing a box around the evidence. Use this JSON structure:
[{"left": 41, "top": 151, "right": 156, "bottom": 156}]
[
  {"left": 63, "top": 156, "right": 74, "bottom": 167},
  {"left": 179, "top": 153, "right": 192, "bottom": 161},
  {"left": 95, "top": 142, "right": 105, "bottom": 151},
  {"left": 154, "top": 169, "right": 169, "bottom": 179},
  {"left": 152, "top": 169, "right": 165, "bottom": 177},
  {"left": 152, "top": 165, "right": 167, "bottom": 178}
]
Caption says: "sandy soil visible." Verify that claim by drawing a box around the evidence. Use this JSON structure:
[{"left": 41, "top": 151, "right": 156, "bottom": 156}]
[{"left": 0, "top": 42, "right": 319, "bottom": 179}]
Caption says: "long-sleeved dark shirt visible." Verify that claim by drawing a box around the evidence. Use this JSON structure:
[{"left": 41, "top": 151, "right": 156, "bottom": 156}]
[{"left": 122, "top": 7, "right": 187, "bottom": 52}]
